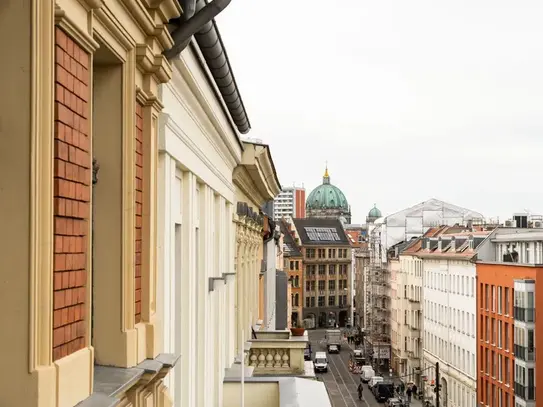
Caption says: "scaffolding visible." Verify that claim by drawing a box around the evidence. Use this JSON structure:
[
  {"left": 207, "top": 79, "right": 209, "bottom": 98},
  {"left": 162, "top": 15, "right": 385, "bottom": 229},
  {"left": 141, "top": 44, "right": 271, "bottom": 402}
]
[{"left": 364, "top": 227, "right": 391, "bottom": 371}]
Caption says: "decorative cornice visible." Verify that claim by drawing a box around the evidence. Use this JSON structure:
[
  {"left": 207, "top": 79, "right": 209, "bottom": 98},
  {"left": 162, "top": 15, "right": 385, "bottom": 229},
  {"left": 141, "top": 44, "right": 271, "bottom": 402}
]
[
  {"left": 135, "top": 44, "right": 173, "bottom": 83},
  {"left": 136, "top": 86, "right": 164, "bottom": 111},
  {"left": 93, "top": 7, "right": 135, "bottom": 51},
  {"left": 81, "top": 0, "right": 104, "bottom": 9},
  {"left": 54, "top": 4, "right": 100, "bottom": 52},
  {"left": 160, "top": 113, "right": 236, "bottom": 195},
  {"left": 233, "top": 167, "right": 266, "bottom": 207}
]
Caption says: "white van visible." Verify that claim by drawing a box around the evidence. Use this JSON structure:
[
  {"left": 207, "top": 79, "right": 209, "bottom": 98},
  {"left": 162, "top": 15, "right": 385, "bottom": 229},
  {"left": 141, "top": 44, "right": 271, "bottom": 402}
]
[
  {"left": 313, "top": 352, "right": 328, "bottom": 373},
  {"left": 368, "top": 376, "right": 384, "bottom": 389},
  {"left": 360, "top": 366, "right": 375, "bottom": 383}
]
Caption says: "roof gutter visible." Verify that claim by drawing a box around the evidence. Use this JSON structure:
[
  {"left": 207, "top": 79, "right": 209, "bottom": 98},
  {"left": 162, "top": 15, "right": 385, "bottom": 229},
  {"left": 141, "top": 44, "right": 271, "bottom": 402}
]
[{"left": 165, "top": 0, "right": 251, "bottom": 135}]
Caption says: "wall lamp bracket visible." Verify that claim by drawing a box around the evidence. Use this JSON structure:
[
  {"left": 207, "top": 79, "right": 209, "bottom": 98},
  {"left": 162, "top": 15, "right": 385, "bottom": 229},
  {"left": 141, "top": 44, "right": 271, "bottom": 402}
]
[{"left": 208, "top": 277, "right": 226, "bottom": 292}]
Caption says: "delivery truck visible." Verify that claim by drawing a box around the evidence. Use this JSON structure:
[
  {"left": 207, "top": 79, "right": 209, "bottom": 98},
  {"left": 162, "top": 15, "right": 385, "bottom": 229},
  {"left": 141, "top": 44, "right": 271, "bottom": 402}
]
[{"left": 325, "top": 329, "right": 342, "bottom": 352}]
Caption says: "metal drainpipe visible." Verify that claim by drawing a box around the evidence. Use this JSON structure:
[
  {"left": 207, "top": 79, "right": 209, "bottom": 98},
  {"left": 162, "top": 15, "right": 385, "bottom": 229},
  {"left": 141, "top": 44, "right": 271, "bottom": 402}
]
[
  {"left": 180, "top": 0, "right": 196, "bottom": 20},
  {"left": 165, "top": 0, "right": 232, "bottom": 58}
]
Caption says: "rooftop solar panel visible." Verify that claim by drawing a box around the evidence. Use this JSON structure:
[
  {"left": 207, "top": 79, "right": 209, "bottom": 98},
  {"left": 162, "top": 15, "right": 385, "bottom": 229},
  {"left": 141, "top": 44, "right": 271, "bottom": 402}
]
[{"left": 304, "top": 227, "right": 341, "bottom": 241}]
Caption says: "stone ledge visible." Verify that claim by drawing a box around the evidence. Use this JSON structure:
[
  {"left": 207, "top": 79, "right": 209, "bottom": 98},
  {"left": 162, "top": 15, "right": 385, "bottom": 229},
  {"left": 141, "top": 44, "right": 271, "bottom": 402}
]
[{"left": 76, "top": 353, "right": 180, "bottom": 407}]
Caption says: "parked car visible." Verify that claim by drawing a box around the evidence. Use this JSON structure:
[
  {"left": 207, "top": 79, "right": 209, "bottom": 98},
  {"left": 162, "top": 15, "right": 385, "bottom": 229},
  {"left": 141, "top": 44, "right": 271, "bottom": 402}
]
[
  {"left": 304, "top": 343, "right": 312, "bottom": 361},
  {"left": 385, "top": 397, "right": 404, "bottom": 407},
  {"left": 373, "top": 382, "right": 395, "bottom": 402}
]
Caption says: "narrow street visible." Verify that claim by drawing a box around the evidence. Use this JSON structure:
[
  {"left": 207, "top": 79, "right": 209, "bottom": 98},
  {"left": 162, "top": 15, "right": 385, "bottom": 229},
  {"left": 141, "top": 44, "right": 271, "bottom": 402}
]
[
  {"left": 308, "top": 329, "right": 377, "bottom": 407},
  {"left": 308, "top": 329, "right": 423, "bottom": 407}
]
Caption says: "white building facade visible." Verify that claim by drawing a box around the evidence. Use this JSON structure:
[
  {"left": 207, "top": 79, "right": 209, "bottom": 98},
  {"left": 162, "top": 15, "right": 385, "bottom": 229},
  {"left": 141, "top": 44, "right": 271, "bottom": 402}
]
[
  {"left": 421, "top": 253, "right": 477, "bottom": 407},
  {"left": 273, "top": 186, "right": 305, "bottom": 221},
  {"left": 158, "top": 37, "right": 247, "bottom": 407},
  {"left": 400, "top": 253, "right": 424, "bottom": 386}
]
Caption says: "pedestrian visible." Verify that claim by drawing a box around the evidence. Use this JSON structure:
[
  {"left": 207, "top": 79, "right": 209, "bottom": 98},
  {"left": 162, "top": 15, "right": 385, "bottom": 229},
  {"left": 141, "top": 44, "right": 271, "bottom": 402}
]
[
  {"left": 406, "top": 387, "right": 412, "bottom": 403},
  {"left": 411, "top": 384, "right": 418, "bottom": 399},
  {"left": 357, "top": 383, "right": 363, "bottom": 400}
]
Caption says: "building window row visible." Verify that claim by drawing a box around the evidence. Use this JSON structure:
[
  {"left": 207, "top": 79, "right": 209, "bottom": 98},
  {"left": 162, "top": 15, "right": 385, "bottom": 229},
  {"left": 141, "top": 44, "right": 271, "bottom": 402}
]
[
  {"left": 425, "top": 270, "right": 474, "bottom": 297},
  {"left": 289, "top": 260, "right": 300, "bottom": 270},
  {"left": 305, "top": 295, "right": 348, "bottom": 308},
  {"left": 424, "top": 300, "right": 475, "bottom": 337},
  {"left": 307, "top": 248, "right": 348, "bottom": 259},
  {"left": 480, "top": 315, "right": 510, "bottom": 350},
  {"left": 481, "top": 283, "right": 514, "bottom": 316}
]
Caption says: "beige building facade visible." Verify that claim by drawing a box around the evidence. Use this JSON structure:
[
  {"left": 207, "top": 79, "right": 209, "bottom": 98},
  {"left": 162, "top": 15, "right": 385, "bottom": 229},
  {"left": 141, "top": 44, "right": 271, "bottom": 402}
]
[
  {"left": 233, "top": 141, "right": 281, "bottom": 355},
  {"left": 1, "top": 0, "right": 182, "bottom": 405}
]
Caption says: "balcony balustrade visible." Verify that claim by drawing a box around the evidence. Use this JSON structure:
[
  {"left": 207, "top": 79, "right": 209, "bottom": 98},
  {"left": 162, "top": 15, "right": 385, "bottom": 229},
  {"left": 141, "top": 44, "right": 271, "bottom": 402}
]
[{"left": 247, "top": 330, "right": 308, "bottom": 376}]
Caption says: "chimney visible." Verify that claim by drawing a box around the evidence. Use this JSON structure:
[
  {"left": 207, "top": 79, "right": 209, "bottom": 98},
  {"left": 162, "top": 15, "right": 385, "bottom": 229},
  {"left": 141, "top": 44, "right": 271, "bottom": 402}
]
[
  {"left": 450, "top": 236, "right": 456, "bottom": 252},
  {"left": 437, "top": 237, "right": 442, "bottom": 251}
]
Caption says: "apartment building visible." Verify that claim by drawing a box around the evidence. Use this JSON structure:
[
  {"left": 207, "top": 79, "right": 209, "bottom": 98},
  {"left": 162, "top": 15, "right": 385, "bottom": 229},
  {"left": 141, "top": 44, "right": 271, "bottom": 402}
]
[
  {"left": 281, "top": 220, "right": 304, "bottom": 327},
  {"left": 158, "top": 5, "right": 258, "bottom": 404},
  {"left": 274, "top": 186, "right": 306, "bottom": 220},
  {"left": 398, "top": 240, "right": 424, "bottom": 386},
  {"left": 345, "top": 225, "right": 369, "bottom": 327},
  {"left": 476, "top": 227, "right": 543, "bottom": 407},
  {"left": 1, "top": 0, "right": 185, "bottom": 405},
  {"left": 292, "top": 218, "right": 353, "bottom": 328},
  {"left": 415, "top": 226, "right": 489, "bottom": 407}
]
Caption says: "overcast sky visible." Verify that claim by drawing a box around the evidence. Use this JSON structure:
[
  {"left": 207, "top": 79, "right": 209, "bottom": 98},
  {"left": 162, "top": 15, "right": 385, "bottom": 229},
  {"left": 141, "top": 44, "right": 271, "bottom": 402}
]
[{"left": 216, "top": 1, "right": 543, "bottom": 223}]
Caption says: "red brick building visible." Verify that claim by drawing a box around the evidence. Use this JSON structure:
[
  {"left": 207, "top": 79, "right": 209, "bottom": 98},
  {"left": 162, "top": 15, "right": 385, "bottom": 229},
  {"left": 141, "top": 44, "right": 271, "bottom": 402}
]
[{"left": 476, "top": 228, "right": 542, "bottom": 407}]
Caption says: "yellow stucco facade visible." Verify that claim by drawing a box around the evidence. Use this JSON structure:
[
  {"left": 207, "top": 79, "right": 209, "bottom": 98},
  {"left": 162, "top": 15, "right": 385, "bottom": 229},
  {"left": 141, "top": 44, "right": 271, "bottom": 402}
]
[
  {"left": 0, "top": 0, "right": 180, "bottom": 406},
  {"left": 232, "top": 142, "right": 281, "bottom": 355}
]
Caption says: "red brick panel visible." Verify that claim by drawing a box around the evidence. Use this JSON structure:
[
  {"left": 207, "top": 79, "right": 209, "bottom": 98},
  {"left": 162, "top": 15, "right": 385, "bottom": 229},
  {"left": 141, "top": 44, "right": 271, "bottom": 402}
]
[
  {"left": 135, "top": 103, "right": 144, "bottom": 323},
  {"left": 53, "top": 28, "right": 90, "bottom": 361}
]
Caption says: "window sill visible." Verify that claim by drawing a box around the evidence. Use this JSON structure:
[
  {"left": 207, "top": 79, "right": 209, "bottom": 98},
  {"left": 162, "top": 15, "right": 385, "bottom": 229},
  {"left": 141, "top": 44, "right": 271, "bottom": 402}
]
[{"left": 76, "top": 353, "right": 180, "bottom": 407}]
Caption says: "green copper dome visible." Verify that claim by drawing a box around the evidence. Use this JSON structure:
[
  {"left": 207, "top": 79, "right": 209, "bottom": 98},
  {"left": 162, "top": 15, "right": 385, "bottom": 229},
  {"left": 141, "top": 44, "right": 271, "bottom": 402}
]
[
  {"left": 368, "top": 204, "right": 382, "bottom": 218},
  {"left": 306, "top": 168, "right": 349, "bottom": 211}
]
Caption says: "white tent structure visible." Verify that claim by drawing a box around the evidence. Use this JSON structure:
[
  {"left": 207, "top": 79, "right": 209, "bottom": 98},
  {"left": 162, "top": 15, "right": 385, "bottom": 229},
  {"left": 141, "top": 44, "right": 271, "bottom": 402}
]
[{"left": 370, "top": 198, "right": 485, "bottom": 257}]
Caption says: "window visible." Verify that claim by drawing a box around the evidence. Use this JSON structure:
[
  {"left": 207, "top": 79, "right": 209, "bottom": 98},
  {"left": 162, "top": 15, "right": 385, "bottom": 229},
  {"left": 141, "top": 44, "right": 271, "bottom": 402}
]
[
  {"left": 306, "top": 248, "right": 315, "bottom": 258},
  {"left": 306, "top": 281, "right": 311, "bottom": 291},
  {"left": 318, "top": 296, "right": 325, "bottom": 307},
  {"left": 498, "top": 320, "right": 502, "bottom": 347},
  {"left": 497, "top": 286, "right": 502, "bottom": 314},
  {"left": 318, "top": 248, "right": 326, "bottom": 258},
  {"left": 328, "top": 280, "right": 336, "bottom": 290},
  {"left": 329, "top": 264, "right": 336, "bottom": 275},
  {"left": 306, "top": 297, "right": 310, "bottom": 307},
  {"left": 310, "top": 297, "right": 315, "bottom": 307},
  {"left": 318, "top": 265, "right": 326, "bottom": 275},
  {"left": 485, "top": 284, "right": 489, "bottom": 309},
  {"left": 328, "top": 248, "right": 336, "bottom": 258},
  {"left": 339, "top": 280, "right": 344, "bottom": 290},
  {"left": 491, "top": 318, "right": 495, "bottom": 344},
  {"left": 504, "top": 287, "right": 510, "bottom": 314},
  {"left": 498, "top": 354, "right": 502, "bottom": 381},
  {"left": 492, "top": 285, "right": 496, "bottom": 312},
  {"left": 310, "top": 281, "right": 315, "bottom": 291},
  {"left": 318, "top": 280, "right": 325, "bottom": 291},
  {"left": 328, "top": 296, "right": 335, "bottom": 306},
  {"left": 504, "top": 322, "right": 509, "bottom": 350},
  {"left": 295, "top": 260, "right": 299, "bottom": 270},
  {"left": 290, "top": 261, "right": 294, "bottom": 270}
]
